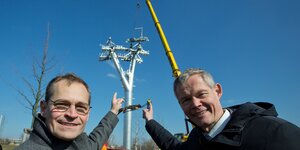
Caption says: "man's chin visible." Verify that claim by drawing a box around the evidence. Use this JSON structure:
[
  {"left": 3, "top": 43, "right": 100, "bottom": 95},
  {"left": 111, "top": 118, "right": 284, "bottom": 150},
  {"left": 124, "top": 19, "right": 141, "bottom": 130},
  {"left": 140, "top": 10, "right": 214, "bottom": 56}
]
[
  {"left": 54, "top": 132, "right": 79, "bottom": 141},
  {"left": 59, "top": 136, "right": 77, "bottom": 141},
  {"left": 191, "top": 117, "right": 211, "bottom": 127}
]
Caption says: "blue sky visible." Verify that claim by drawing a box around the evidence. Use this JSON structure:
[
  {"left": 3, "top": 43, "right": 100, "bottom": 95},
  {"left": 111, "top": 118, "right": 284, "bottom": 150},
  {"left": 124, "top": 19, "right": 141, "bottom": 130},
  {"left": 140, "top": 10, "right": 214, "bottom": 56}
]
[{"left": 0, "top": 0, "right": 299, "bottom": 145}]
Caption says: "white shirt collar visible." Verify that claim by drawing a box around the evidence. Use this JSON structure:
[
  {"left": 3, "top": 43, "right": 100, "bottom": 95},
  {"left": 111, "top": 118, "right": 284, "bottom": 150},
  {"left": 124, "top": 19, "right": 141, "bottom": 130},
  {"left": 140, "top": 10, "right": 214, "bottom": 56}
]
[{"left": 203, "top": 109, "right": 231, "bottom": 140}]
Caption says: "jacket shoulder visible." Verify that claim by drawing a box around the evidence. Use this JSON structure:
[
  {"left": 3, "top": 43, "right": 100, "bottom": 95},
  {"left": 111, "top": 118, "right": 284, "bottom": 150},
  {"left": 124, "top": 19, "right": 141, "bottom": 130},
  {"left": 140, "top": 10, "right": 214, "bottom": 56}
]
[{"left": 15, "top": 140, "right": 52, "bottom": 150}]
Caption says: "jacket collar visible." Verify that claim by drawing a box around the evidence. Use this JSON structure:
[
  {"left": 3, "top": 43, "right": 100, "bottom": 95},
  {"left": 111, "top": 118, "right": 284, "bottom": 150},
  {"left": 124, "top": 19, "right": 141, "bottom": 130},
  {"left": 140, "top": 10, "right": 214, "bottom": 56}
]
[
  {"left": 196, "top": 102, "right": 277, "bottom": 146},
  {"left": 30, "top": 114, "right": 74, "bottom": 149}
]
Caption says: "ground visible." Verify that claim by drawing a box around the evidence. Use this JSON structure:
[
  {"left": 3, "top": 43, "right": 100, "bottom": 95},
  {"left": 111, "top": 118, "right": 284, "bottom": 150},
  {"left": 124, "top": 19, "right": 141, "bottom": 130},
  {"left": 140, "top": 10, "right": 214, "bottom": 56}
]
[{"left": 1, "top": 144, "right": 17, "bottom": 150}]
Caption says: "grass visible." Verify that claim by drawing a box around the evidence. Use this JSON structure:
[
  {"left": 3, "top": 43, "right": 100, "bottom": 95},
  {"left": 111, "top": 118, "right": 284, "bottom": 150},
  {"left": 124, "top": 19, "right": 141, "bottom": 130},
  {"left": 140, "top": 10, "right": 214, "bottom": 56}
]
[{"left": 1, "top": 144, "right": 18, "bottom": 150}]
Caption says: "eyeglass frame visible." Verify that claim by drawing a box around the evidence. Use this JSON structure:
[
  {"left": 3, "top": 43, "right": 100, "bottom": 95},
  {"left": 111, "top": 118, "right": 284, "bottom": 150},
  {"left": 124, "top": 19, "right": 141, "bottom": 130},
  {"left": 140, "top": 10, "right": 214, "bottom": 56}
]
[{"left": 47, "top": 99, "right": 92, "bottom": 115}]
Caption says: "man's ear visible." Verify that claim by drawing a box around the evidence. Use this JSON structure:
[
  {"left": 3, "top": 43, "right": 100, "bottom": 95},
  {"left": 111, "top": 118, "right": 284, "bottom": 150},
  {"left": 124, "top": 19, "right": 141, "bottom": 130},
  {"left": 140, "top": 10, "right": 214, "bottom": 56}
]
[
  {"left": 40, "top": 100, "right": 46, "bottom": 117},
  {"left": 215, "top": 83, "right": 223, "bottom": 98}
]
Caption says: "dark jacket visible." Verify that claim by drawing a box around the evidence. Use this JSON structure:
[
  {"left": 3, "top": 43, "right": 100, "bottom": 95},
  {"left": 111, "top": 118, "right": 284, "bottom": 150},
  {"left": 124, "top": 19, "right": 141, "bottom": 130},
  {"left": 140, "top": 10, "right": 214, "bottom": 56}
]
[
  {"left": 146, "top": 102, "right": 300, "bottom": 150},
  {"left": 15, "top": 111, "right": 118, "bottom": 150}
]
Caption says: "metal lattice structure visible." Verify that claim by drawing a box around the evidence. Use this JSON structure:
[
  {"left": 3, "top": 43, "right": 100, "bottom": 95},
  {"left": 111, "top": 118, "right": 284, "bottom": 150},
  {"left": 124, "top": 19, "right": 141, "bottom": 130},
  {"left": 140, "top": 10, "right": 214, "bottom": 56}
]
[{"left": 99, "top": 29, "right": 149, "bottom": 150}]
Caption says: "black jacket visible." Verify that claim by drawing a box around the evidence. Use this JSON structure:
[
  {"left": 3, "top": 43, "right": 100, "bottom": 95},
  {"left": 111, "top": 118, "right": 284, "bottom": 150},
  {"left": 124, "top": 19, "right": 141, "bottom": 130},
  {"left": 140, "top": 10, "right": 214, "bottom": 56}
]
[
  {"left": 15, "top": 111, "right": 118, "bottom": 150},
  {"left": 146, "top": 102, "right": 300, "bottom": 150}
]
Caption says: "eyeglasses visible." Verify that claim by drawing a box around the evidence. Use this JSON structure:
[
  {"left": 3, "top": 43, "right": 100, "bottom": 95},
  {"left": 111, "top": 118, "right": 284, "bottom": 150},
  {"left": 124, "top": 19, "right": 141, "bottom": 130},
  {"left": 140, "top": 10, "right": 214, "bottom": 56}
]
[{"left": 49, "top": 99, "right": 91, "bottom": 115}]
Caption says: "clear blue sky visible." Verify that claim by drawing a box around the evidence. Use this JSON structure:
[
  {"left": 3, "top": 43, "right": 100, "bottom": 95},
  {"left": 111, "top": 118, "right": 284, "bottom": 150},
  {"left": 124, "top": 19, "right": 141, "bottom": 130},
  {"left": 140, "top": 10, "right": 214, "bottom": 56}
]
[{"left": 1, "top": 0, "right": 299, "bottom": 145}]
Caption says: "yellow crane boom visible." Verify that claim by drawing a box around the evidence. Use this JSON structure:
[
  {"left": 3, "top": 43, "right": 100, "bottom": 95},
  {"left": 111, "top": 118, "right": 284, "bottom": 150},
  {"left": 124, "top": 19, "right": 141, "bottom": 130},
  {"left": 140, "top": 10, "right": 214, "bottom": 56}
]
[
  {"left": 145, "top": 0, "right": 181, "bottom": 78},
  {"left": 145, "top": 0, "right": 190, "bottom": 137}
]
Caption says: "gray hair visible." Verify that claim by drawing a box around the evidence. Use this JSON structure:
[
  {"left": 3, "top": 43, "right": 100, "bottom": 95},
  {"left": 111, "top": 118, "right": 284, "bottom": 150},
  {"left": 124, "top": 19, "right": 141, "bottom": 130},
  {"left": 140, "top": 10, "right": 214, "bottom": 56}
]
[{"left": 173, "top": 68, "right": 216, "bottom": 93}]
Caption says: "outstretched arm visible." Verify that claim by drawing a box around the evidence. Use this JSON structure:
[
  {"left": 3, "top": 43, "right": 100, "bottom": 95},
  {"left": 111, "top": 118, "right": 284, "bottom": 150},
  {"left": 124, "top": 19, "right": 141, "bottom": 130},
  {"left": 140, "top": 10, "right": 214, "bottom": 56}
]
[
  {"left": 87, "top": 92, "right": 124, "bottom": 149},
  {"left": 143, "top": 102, "right": 187, "bottom": 150}
]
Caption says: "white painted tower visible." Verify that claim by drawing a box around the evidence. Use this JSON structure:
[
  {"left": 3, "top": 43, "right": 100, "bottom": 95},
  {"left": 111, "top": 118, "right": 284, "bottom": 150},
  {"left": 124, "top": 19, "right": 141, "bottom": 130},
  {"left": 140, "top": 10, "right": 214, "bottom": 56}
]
[{"left": 99, "top": 29, "right": 149, "bottom": 150}]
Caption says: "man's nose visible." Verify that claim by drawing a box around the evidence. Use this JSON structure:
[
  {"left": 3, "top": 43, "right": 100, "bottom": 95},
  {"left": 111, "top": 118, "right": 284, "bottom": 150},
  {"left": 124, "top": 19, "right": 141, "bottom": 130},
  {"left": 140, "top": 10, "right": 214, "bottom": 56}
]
[
  {"left": 191, "top": 96, "right": 201, "bottom": 107},
  {"left": 65, "top": 105, "right": 78, "bottom": 118}
]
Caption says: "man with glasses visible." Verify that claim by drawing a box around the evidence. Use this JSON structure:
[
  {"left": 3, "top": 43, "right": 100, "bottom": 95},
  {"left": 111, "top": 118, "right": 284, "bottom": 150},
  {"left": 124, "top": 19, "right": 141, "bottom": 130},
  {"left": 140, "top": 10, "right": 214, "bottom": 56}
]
[{"left": 16, "top": 73, "right": 124, "bottom": 150}]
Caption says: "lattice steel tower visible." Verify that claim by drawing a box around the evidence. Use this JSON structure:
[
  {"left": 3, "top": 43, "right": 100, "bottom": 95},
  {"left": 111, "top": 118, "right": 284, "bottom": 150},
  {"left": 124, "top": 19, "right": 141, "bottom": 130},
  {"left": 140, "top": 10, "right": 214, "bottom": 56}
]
[{"left": 99, "top": 28, "right": 149, "bottom": 150}]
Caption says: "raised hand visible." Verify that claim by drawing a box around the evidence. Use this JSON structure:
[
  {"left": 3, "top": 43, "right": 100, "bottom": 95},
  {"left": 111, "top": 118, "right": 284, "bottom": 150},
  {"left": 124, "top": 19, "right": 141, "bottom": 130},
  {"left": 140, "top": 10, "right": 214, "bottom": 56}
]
[
  {"left": 143, "top": 101, "right": 153, "bottom": 122},
  {"left": 111, "top": 92, "right": 124, "bottom": 115}
]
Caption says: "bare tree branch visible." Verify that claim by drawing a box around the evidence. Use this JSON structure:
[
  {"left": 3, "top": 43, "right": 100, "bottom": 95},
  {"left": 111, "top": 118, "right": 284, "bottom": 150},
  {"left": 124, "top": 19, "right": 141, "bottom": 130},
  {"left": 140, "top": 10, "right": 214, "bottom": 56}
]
[
  {"left": 21, "top": 76, "right": 36, "bottom": 101},
  {"left": 13, "top": 23, "right": 55, "bottom": 128},
  {"left": 16, "top": 98, "right": 32, "bottom": 111},
  {"left": 16, "top": 88, "right": 33, "bottom": 108}
]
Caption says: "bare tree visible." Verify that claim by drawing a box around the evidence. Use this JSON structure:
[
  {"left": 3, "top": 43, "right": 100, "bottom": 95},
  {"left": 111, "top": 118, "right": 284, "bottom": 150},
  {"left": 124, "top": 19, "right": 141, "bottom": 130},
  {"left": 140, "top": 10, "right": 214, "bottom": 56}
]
[
  {"left": 132, "top": 114, "right": 142, "bottom": 150},
  {"left": 16, "top": 24, "right": 54, "bottom": 128},
  {"left": 140, "top": 139, "right": 158, "bottom": 150}
]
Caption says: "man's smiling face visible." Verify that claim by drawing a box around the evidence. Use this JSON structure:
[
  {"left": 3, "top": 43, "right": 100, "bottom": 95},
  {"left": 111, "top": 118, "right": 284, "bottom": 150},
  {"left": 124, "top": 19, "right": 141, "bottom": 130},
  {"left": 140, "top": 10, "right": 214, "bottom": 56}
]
[
  {"left": 175, "top": 74, "right": 223, "bottom": 132},
  {"left": 41, "top": 80, "right": 90, "bottom": 141}
]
